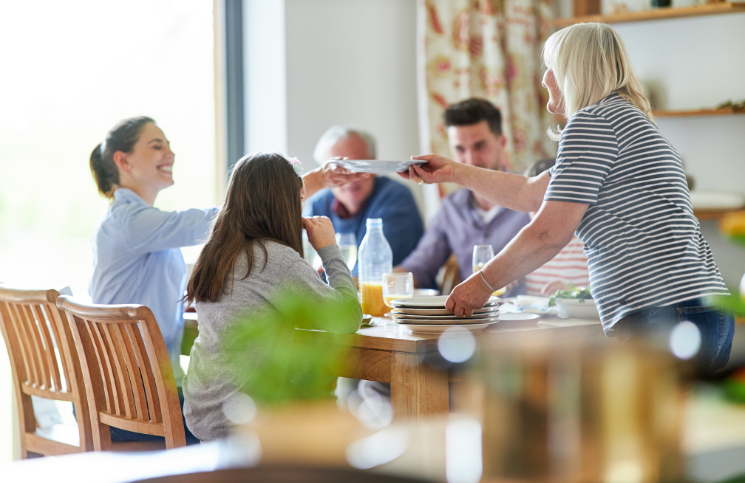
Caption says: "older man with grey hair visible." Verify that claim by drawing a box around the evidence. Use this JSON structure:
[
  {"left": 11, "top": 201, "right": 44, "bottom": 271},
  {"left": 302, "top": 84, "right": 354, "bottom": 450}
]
[{"left": 305, "top": 126, "right": 424, "bottom": 276}]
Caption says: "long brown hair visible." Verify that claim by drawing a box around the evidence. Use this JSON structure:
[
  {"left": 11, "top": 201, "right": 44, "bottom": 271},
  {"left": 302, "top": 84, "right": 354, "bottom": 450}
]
[{"left": 186, "top": 153, "right": 304, "bottom": 304}]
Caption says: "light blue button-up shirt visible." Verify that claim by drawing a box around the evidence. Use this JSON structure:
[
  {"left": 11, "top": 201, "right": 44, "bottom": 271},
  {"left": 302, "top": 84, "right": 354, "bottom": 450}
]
[{"left": 89, "top": 188, "right": 218, "bottom": 384}]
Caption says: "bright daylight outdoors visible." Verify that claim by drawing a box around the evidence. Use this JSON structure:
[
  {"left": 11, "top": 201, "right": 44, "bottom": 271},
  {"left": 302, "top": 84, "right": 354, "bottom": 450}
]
[{"left": 0, "top": 0, "right": 216, "bottom": 461}]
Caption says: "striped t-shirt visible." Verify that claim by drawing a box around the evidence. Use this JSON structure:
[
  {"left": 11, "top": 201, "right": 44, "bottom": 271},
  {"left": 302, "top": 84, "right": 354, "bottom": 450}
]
[
  {"left": 544, "top": 92, "right": 727, "bottom": 332},
  {"left": 525, "top": 237, "right": 589, "bottom": 296}
]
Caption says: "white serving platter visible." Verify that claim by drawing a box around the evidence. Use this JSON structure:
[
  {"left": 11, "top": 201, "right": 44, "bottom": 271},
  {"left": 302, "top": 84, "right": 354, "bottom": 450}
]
[
  {"left": 390, "top": 295, "right": 501, "bottom": 309},
  {"left": 398, "top": 322, "right": 495, "bottom": 335},
  {"left": 329, "top": 159, "right": 427, "bottom": 174},
  {"left": 392, "top": 306, "right": 499, "bottom": 316}
]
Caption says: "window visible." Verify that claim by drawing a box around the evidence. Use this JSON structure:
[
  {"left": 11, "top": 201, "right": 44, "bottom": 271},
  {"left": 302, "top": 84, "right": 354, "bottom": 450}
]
[{"left": 0, "top": 0, "right": 216, "bottom": 461}]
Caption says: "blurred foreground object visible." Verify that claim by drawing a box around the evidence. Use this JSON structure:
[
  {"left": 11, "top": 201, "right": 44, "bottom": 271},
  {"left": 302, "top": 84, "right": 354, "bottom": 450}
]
[
  {"left": 224, "top": 285, "right": 360, "bottom": 406},
  {"left": 220, "top": 286, "right": 370, "bottom": 466},
  {"left": 473, "top": 333, "right": 686, "bottom": 483},
  {"left": 713, "top": 211, "right": 745, "bottom": 317}
]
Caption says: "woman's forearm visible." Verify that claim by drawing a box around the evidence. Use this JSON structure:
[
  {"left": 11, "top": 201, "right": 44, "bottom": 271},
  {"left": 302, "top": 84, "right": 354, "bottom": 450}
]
[
  {"left": 482, "top": 221, "right": 572, "bottom": 291},
  {"left": 482, "top": 233, "right": 561, "bottom": 292},
  {"left": 481, "top": 201, "right": 587, "bottom": 290},
  {"left": 452, "top": 164, "right": 547, "bottom": 213},
  {"left": 302, "top": 168, "right": 324, "bottom": 198}
]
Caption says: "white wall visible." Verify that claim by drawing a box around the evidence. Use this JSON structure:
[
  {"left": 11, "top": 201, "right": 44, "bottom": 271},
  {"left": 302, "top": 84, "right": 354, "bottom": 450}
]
[
  {"left": 614, "top": 13, "right": 745, "bottom": 287},
  {"left": 244, "top": 0, "right": 288, "bottom": 154},
  {"left": 283, "top": 0, "right": 424, "bottom": 211},
  {"left": 553, "top": 2, "right": 745, "bottom": 287},
  {"left": 613, "top": 14, "right": 745, "bottom": 195}
]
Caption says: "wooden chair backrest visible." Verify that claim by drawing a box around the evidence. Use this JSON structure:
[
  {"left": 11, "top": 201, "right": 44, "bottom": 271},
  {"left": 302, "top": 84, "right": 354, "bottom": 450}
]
[
  {"left": 437, "top": 254, "right": 461, "bottom": 295},
  {"left": 56, "top": 296, "right": 185, "bottom": 450},
  {"left": 0, "top": 286, "right": 92, "bottom": 456}
]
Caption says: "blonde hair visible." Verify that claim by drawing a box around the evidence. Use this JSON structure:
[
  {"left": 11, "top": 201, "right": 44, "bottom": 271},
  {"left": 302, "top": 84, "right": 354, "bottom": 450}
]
[{"left": 542, "top": 23, "right": 653, "bottom": 141}]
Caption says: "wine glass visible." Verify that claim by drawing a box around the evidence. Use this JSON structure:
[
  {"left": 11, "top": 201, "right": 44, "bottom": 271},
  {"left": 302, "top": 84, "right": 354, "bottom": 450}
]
[
  {"left": 472, "top": 245, "right": 494, "bottom": 274},
  {"left": 472, "top": 245, "right": 506, "bottom": 296},
  {"left": 382, "top": 272, "right": 414, "bottom": 309},
  {"left": 335, "top": 233, "right": 357, "bottom": 271}
]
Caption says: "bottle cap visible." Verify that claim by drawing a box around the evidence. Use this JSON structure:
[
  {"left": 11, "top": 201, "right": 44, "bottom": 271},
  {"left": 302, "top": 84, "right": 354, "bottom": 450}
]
[{"left": 366, "top": 218, "right": 383, "bottom": 227}]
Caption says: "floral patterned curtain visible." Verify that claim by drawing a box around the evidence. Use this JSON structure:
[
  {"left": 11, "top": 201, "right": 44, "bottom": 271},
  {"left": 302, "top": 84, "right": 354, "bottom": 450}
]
[{"left": 418, "top": 0, "right": 556, "bottom": 174}]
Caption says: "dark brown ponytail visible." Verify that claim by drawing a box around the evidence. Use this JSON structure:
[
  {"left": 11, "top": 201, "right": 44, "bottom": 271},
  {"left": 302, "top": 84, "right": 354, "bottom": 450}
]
[{"left": 90, "top": 116, "right": 155, "bottom": 198}]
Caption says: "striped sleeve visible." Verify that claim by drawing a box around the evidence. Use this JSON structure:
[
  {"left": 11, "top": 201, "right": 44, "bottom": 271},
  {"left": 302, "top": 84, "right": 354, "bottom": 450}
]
[{"left": 545, "top": 112, "right": 619, "bottom": 205}]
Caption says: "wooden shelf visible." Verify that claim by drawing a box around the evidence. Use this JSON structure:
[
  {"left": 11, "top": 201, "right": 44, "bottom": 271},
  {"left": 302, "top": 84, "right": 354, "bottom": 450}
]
[
  {"left": 694, "top": 207, "right": 745, "bottom": 221},
  {"left": 553, "top": 2, "right": 745, "bottom": 28},
  {"left": 654, "top": 107, "right": 745, "bottom": 118}
]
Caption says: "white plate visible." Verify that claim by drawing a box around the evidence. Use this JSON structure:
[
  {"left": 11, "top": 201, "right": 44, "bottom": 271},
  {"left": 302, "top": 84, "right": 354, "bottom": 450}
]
[
  {"left": 555, "top": 298, "right": 599, "bottom": 319},
  {"left": 329, "top": 159, "right": 427, "bottom": 174},
  {"left": 391, "top": 295, "right": 501, "bottom": 308},
  {"left": 393, "top": 311, "right": 498, "bottom": 320},
  {"left": 400, "top": 322, "right": 495, "bottom": 335},
  {"left": 498, "top": 313, "right": 540, "bottom": 328},
  {"left": 515, "top": 295, "right": 550, "bottom": 306},
  {"left": 393, "top": 316, "right": 499, "bottom": 325},
  {"left": 393, "top": 306, "right": 499, "bottom": 316}
]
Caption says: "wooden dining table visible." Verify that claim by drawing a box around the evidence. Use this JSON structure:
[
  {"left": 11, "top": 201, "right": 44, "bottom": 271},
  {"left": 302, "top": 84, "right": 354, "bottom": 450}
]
[{"left": 183, "top": 313, "right": 603, "bottom": 421}]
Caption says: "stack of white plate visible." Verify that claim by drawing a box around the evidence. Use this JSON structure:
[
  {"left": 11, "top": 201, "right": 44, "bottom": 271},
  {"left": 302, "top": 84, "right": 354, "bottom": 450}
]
[{"left": 389, "top": 295, "right": 500, "bottom": 335}]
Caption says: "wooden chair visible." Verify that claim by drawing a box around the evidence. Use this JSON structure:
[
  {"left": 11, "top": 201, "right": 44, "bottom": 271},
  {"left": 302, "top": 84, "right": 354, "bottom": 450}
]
[
  {"left": 56, "top": 296, "right": 186, "bottom": 450},
  {"left": 437, "top": 254, "right": 461, "bottom": 295},
  {"left": 0, "top": 286, "right": 93, "bottom": 457}
]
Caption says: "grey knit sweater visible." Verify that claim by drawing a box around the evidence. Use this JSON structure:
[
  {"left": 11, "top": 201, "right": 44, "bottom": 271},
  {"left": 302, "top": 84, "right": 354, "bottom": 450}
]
[{"left": 182, "top": 241, "right": 361, "bottom": 441}]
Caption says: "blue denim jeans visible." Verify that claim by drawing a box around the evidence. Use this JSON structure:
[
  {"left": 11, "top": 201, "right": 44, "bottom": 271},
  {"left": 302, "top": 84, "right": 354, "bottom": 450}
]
[
  {"left": 612, "top": 297, "right": 735, "bottom": 374},
  {"left": 74, "top": 388, "right": 200, "bottom": 445}
]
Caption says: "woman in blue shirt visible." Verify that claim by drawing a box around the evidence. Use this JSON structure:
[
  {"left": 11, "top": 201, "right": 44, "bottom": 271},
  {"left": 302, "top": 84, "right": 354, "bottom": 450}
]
[
  {"left": 88, "top": 117, "right": 367, "bottom": 442},
  {"left": 89, "top": 117, "right": 217, "bottom": 387}
]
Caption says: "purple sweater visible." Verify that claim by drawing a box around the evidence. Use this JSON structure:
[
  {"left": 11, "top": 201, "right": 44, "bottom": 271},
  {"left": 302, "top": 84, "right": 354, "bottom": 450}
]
[{"left": 400, "top": 189, "right": 531, "bottom": 295}]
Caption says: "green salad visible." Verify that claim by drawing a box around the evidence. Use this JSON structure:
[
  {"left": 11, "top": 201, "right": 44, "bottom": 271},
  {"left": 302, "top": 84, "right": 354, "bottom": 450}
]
[{"left": 548, "top": 284, "right": 592, "bottom": 307}]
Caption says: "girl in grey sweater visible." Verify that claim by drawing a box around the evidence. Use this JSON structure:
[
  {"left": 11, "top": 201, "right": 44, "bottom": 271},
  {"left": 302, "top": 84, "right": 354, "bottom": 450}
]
[{"left": 182, "top": 153, "right": 362, "bottom": 441}]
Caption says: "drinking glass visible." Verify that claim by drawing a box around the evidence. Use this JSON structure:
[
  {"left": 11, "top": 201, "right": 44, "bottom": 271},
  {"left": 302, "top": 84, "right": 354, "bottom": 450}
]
[
  {"left": 335, "top": 233, "right": 357, "bottom": 271},
  {"left": 472, "top": 245, "right": 506, "bottom": 296},
  {"left": 382, "top": 272, "right": 414, "bottom": 308},
  {"left": 472, "top": 245, "right": 494, "bottom": 274},
  {"left": 303, "top": 231, "right": 323, "bottom": 270}
]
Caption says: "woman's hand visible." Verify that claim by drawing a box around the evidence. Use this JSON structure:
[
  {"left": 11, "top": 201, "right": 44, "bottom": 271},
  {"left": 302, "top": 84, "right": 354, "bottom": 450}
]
[
  {"left": 445, "top": 271, "right": 494, "bottom": 317},
  {"left": 302, "top": 159, "right": 369, "bottom": 199},
  {"left": 321, "top": 158, "right": 369, "bottom": 188},
  {"left": 399, "top": 154, "right": 460, "bottom": 185},
  {"left": 302, "top": 216, "right": 337, "bottom": 251}
]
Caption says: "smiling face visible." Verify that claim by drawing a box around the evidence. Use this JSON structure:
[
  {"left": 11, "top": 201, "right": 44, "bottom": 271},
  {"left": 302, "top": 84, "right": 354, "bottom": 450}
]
[
  {"left": 329, "top": 133, "right": 376, "bottom": 214},
  {"left": 542, "top": 68, "right": 565, "bottom": 117},
  {"left": 447, "top": 120, "right": 507, "bottom": 171},
  {"left": 114, "top": 122, "right": 175, "bottom": 203}
]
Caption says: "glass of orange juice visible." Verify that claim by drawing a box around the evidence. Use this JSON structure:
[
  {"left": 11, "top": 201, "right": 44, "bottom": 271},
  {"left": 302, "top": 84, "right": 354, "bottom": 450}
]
[
  {"left": 472, "top": 245, "right": 506, "bottom": 296},
  {"left": 382, "top": 272, "right": 414, "bottom": 311}
]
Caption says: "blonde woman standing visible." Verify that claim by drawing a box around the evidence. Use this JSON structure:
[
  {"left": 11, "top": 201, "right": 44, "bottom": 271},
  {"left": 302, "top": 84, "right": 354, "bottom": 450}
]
[{"left": 404, "top": 23, "right": 733, "bottom": 372}]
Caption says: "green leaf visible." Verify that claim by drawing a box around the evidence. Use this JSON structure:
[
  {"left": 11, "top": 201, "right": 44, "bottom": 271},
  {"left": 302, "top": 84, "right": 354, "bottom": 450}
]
[
  {"left": 708, "top": 292, "right": 745, "bottom": 317},
  {"left": 222, "top": 284, "right": 358, "bottom": 406}
]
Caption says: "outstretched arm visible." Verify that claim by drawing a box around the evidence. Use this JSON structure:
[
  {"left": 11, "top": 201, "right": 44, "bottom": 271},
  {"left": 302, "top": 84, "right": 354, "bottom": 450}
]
[
  {"left": 446, "top": 200, "right": 588, "bottom": 317},
  {"left": 401, "top": 154, "right": 551, "bottom": 213}
]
